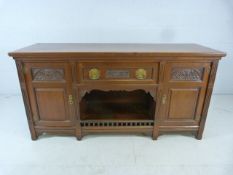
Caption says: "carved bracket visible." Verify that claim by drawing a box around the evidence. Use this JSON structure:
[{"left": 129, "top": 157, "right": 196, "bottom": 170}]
[{"left": 77, "top": 89, "right": 156, "bottom": 102}]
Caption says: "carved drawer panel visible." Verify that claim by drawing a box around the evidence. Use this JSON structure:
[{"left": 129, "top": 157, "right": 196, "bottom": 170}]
[
  {"left": 106, "top": 69, "right": 130, "bottom": 78},
  {"left": 24, "top": 62, "right": 71, "bottom": 83},
  {"left": 78, "top": 62, "right": 158, "bottom": 83},
  {"left": 165, "top": 62, "right": 210, "bottom": 83},
  {"left": 171, "top": 67, "right": 204, "bottom": 81},
  {"left": 32, "top": 68, "right": 65, "bottom": 81}
]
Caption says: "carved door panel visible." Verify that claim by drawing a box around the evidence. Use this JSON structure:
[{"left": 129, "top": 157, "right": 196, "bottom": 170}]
[
  {"left": 24, "top": 62, "right": 74, "bottom": 127},
  {"left": 159, "top": 62, "right": 210, "bottom": 126}
]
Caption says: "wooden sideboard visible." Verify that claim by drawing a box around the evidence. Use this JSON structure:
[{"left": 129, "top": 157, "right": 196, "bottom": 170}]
[{"left": 8, "top": 43, "right": 226, "bottom": 140}]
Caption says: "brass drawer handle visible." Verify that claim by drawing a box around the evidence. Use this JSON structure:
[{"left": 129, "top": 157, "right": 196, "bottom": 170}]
[
  {"left": 89, "top": 68, "right": 100, "bottom": 80},
  {"left": 135, "top": 68, "right": 147, "bottom": 79}
]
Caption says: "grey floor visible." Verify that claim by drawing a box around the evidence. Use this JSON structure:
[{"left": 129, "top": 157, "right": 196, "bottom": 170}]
[{"left": 0, "top": 94, "right": 233, "bottom": 175}]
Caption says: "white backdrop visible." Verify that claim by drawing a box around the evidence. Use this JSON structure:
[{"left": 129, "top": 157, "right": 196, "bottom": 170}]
[{"left": 0, "top": 0, "right": 232, "bottom": 94}]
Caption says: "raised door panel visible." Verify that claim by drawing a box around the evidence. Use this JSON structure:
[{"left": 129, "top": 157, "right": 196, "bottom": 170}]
[
  {"left": 167, "top": 88, "right": 199, "bottom": 119},
  {"left": 160, "top": 87, "right": 206, "bottom": 126},
  {"left": 35, "top": 88, "right": 68, "bottom": 122},
  {"left": 24, "top": 62, "right": 74, "bottom": 127}
]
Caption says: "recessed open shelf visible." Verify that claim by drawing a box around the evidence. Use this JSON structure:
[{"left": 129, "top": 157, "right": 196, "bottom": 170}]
[{"left": 80, "top": 90, "right": 155, "bottom": 121}]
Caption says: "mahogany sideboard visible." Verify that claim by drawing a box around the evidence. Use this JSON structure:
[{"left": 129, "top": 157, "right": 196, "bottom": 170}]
[{"left": 8, "top": 43, "right": 226, "bottom": 140}]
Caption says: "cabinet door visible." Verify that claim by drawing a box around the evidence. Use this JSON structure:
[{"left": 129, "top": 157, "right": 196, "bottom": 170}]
[
  {"left": 159, "top": 62, "right": 210, "bottom": 126},
  {"left": 24, "top": 62, "right": 74, "bottom": 127}
]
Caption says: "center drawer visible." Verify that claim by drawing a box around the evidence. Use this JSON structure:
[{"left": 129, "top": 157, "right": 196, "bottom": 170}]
[{"left": 77, "top": 62, "right": 158, "bottom": 84}]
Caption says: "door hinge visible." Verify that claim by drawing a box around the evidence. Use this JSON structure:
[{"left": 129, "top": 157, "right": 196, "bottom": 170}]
[
  {"left": 22, "top": 65, "right": 26, "bottom": 74},
  {"left": 162, "top": 94, "right": 167, "bottom": 104},
  {"left": 68, "top": 95, "right": 74, "bottom": 105}
]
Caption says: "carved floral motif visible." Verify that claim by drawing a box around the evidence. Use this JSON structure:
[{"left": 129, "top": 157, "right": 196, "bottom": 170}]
[
  {"left": 32, "top": 68, "right": 64, "bottom": 81},
  {"left": 106, "top": 69, "right": 130, "bottom": 78},
  {"left": 171, "top": 68, "right": 203, "bottom": 81}
]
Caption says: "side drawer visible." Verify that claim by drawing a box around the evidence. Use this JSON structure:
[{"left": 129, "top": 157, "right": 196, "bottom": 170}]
[{"left": 77, "top": 62, "right": 159, "bottom": 84}]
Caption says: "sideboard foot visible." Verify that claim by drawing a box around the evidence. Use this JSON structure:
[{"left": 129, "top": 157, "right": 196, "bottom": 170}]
[
  {"left": 31, "top": 133, "right": 38, "bottom": 141},
  {"left": 195, "top": 131, "right": 203, "bottom": 140},
  {"left": 152, "top": 132, "right": 159, "bottom": 140},
  {"left": 152, "top": 126, "right": 159, "bottom": 140},
  {"left": 76, "top": 126, "right": 82, "bottom": 141},
  {"left": 76, "top": 135, "right": 82, "bottom": 141},
  {"left": 29, "top": 127, "right": 38, "bottom": 140}
]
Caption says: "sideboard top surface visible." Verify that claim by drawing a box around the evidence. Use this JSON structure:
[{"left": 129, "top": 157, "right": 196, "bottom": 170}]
[{"left": 9, "top": 43, "right": 226, "bottom": 59}]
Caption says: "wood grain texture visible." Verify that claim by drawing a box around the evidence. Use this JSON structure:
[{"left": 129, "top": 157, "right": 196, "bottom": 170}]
[{"left": 8, "top": 44, "right": 225, "bottom": 140}]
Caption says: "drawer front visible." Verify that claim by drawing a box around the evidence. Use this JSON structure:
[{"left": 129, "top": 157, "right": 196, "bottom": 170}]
[{"left": 77, "top": 62, "right": 158, "bottom": 84}]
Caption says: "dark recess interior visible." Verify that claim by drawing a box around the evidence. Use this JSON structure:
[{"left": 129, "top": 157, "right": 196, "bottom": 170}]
[{"left": 80, "top": 90, "right": 155, "bottom": 120}]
